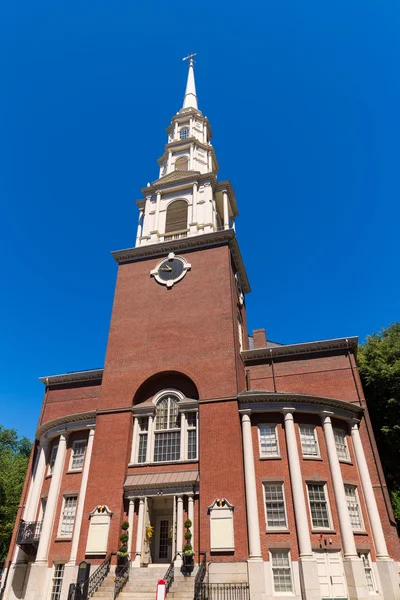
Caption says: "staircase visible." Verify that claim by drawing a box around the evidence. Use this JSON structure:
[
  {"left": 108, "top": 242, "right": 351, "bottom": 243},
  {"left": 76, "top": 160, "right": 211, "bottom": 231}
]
[{"left": 91, "top": 566, "right": 196, "bottom": 600}]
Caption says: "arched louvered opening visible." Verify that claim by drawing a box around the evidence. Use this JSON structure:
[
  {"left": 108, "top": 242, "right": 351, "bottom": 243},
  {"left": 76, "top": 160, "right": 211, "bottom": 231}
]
[
  {"left": 165, "top": 200, "right": 188, "bottom": 234},
  {"left": 175, "top": 156, "right": 189, "bottom": 171}
]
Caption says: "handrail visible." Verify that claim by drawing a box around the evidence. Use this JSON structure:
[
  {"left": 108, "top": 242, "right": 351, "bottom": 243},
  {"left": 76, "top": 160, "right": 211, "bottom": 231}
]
[
  {"left": 163, "top": 556, "right": 176, "bottom": 593},
  {"left": 114, "top": 558, "right": 130, "bottom": 600},
  {"left": 194, "top": 553, "right": 207, "bottom": 600},
  {"left": 68, "top": 552, "right": 114, "bottom": 600}
]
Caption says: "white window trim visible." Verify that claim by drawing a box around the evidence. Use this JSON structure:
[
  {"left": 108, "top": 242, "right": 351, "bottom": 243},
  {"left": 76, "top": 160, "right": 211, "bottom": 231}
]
[
  {"left": 47, "top": 445, "right": 59, "bottom": 476},
  {"left": 68, "top": 439, "right": 86, "bottom": 472},
  {"left": 50, "top": 562, "right": 65, "bottom": 600},
  {"left": 306, "top": 482, "right": 334, "bottom": 531},
  {"left": 334, "top": 428, "right": 351, "bottom": 462},
  {"left": 299, "top": 424, "right": 321, "bottom": 458},
  {"left": 269, "top": 549, "right": 294, "bottom": 595},
  {"left": 257, "top": 424, "right": 281, "bottom": 459},
  {"left": 263, "top": 482, "right": 289, "bottom": 531},
  {"left": 344, "top": 484, "right": 365, "bottom": 532},
  {"left": 358, "top": 551, "right": 378, "bottom": 593},
  {"left": 57, "top": 494, "right": 78, "bottom": 539}
]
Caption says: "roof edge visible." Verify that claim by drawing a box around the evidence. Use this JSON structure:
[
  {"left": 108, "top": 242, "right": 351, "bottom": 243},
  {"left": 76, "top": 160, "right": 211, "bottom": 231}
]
[
  {"left": 39, "top": 369, "right": 104, "bottom": 386},
  {"left": 241, "top": 336, "right": 358, "bottom": 362}
]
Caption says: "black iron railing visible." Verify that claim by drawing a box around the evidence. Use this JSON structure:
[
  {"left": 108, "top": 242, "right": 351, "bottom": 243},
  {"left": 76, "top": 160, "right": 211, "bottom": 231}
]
[
  {"left": 17, "top": 521, "right": 42, "bottom": 547},
  {"left": 114, "top": 559, "right": 130, "bottom": 600},
  {"left": 164, "top": 557, "right": 175, "bottom": 593},
  {"left": 196, "top": 584, "right": 249, "bottom": 600},
  {"left": 68, "top": 553, "right": 113, "bottom": 600},
  {"left": 194, "top": 553, "right": 207, "bottom": 600}
]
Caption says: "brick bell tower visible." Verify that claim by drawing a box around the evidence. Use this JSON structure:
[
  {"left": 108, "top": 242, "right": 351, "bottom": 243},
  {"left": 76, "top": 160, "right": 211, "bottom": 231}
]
[{"left": 79, "top": 55, "right": 252, "bottom": 570}]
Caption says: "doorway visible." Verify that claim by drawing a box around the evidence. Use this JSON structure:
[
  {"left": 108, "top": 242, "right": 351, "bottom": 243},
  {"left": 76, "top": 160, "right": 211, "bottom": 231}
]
[
  {"left": 149, "top": 496, "right": 174, "bottom": 564},
  {"left": 314, "top": 551, "right": 348, "bottom": 599}
]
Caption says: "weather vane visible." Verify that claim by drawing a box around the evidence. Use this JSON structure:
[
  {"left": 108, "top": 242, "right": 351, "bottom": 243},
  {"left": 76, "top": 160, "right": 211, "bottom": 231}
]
[{"left": 182, "top": 53, "right": 197, "bottom": 64}]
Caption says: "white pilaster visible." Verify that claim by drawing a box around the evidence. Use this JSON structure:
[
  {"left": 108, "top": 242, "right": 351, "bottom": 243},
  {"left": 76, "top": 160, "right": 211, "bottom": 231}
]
[
  {"left": 135, "top": 209, "right": 143, "bottom": 246},
  {"left": 180, "top": 412, "right": 186, "bottom": 461},
  {"left": 130, "top": 417, "right": 139, "bottom": 464},
  {"left": 189, "top": 144, "right": 194, "bottom": 170},
  {"left": 133, "top": 498, "right": 145, "bottom": 567},
  {"left": 174, "top": 122, "right": 178, "bottom": 139},
  {"left": 168, "top": 150, "right": 172, "bottom": 173},
  {"left": 188, "top": 494, "right": 194, "bottom": 553},
  {"left": 240, "top": 410, "right": 262, "bottom": 560},
  {"left": 35, "top": 433, "right": 68, "bottom": 564},
  {"left": 223, "top": 191, "right": 229, "bottom": 230},
  {"left": 25, "top": 440, "right": 50, "bottom": 522},
  {"left": 191, "top": 182, "right": 198, "bottom": 226},
  {"left": 154, "top": 192, "right": 161, "bottom": 234},
  {"left": 68, "top": 428, "right": 95, "bottom": 564},
  {"left": 128, "top": 500, "right": 135, "bottom": 557},
  {"left": 282, "top": 409, "right": 320, "bottom": 600},
  {"left": 175, "top": 495, "right": 183, "bottom": 566},
  {"left": 146, "top": 415, "right": 154, "bottom": 463},
  {"left": 208, "top": 152, "right": 212, "bottom": 172}
]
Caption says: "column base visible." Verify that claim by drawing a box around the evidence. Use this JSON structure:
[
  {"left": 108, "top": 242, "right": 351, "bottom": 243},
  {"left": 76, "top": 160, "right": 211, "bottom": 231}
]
[
  {"left": 247, "top": 559, "right": 266, "bottom": 600},
  {"left": 24, "top": 562, "right": 51, "bottom": 600},
  {"left": 61, "top": 565, "right": 77, "bottom": 600},
  {"left": 298, "top": 555, "right": 322, "bottom": 600},
  {"left": 132, "top": 555, "right": 141, "bottom": 568},
  {"left": 376, "top": 557, "right": 400, "bottom": 600},
  {"left": 174, "top": 555, "right": 183, "bottom": 568},
  {"left": 3, "top": 561, "right": 30, "bottom": 600},
  {"left": 343, "top": 555, "right": 368, "bottom": 600}
]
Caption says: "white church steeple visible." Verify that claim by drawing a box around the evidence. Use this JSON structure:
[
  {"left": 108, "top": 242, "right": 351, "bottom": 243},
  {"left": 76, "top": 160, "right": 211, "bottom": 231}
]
[{"left": 135, "top": 57, "right": 238, "bottom": 247}]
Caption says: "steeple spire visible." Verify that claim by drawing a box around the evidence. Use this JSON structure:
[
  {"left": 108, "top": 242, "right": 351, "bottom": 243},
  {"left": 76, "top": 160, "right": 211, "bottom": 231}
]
[{"left": 182, "top": 53, "right": 198, "bottom": 110}]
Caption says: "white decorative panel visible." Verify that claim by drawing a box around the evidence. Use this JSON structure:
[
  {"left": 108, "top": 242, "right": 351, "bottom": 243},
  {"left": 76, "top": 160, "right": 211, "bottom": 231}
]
[
  {"left": 85, "top": 505, "right": 112, "bottom": 556},
  {"left": 208, "top": 499, "right": 234, "bottom": 552}
]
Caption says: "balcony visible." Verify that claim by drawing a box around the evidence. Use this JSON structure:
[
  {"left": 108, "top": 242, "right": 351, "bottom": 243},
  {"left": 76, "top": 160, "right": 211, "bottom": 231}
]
[{"left": 16, "top": 520, "right": 42, "bottom": 555}]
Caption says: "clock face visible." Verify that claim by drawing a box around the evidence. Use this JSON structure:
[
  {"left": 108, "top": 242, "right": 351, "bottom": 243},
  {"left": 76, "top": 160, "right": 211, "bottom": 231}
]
[
  {"left": 157, "top": 258, "right": 184, "bottom": 282},
  {"left": 150, "top": 253, "right": 191, "bottom": 288}
]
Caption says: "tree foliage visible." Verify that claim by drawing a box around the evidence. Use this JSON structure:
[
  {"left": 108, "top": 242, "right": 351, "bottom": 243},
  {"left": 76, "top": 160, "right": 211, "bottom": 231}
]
[
  {"left": 0, "top": 426, "right": 31, "bottom": 565},
  {"left": 358, "top": 323, "right": 400, "bottom": 519}
]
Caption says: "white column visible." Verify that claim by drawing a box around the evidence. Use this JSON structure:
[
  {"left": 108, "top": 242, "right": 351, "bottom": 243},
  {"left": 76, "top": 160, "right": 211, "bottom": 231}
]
[
  {"left": 130, "top": 417, "right": 139, "bottom": 464},
  {"left": 35, "top": 433, "right": 68, "bottom": 563},
  {"left": 240, "top": 411, "right": 262, "bottom": 560},
  {"left": 68, "top": 428, "right": 95, "bottom": 564},
  {"left": 282, "top": 409, "right": 313, "bottom": 557},
  {"left": 180, "top": 412, "right": 186, "bottom": 461},
  {"left": 168, "top": 150, "right": 172, "bottom": 173},
  {"left": 189, "top": 144, "right": 194, "bottom": 170},
  {"left": 128, "top": 500, "right": 135, "bottom": 557},
  {"left": 133, "top": 498, "right": 145, "bottom": 567},
  {"left": 174, "top": 122, "right": 178, "bottom": 139},
  {"left": 24, "top": 440, "right": 50, "bottom": 522},
  {"left": 175, "top": 495, "right": 184, "bottom": 566},
  {"left": 208, "top": 152, "right": 212, "bottom": 172},
  {"left": 135, "top": 209, "right": 143, "bottom": 246},
  {"left": 350, "top": 422, "right": 388, "bottom": 558},
  {"left": 223, "top": 191, "right": 229, "bottom": 230},
  {"left": 188, "top": 494, "right": 194, "bottom": 553},
  {"left": 191, "top": 182, "right": 198, "bottom": 224},
  {"left": 146, "top": 415, "right": 153, "bottom": 463},
  {"left": 154, "top": 192, "right": 161, "bottom": 234},
  {"left": 321, "top": 413, "right": 358, "bottom": 557}
]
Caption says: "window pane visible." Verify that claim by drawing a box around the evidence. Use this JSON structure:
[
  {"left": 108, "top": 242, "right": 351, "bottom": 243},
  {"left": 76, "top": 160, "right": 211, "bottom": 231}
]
[
  {"left": 180, "top": 127, "right": 189, "bottom": 139},
  {"left": 49, "top": 446, "right": 58, "bottom": 473},
  {"left": 359, "top": 552, "right": 375, "bottom": 591},
  {"left": 188, "top": 429, "right": 197, "bottom": 460},
  {"left": 264, "top": 484, "right": 287, "bottom": 528},
  {"left": 60, "top": 496, "right": 77, "bottom": 537},
  {"left": 334, "top": 429, "right": 349, "bottom": 461},
  {"left": 259, "top": 426, "right": 279, "bottom": 456},
  {"left": 271, "top": 552, "right": 292, "bottom": 593},
  {"left": 308, "top": 484, "right": 330, "bottom": 528},
  {"left": 154, "top": 432, "right": 180, "bottom": 462},
  {"left": 156, "top": 396, "right": 180, "bottom": 430},
  {"left": 300, "top": 426, "right": 318, "bottom": 456},
  {"left": 186, "top": 412, "right": 196, "bottom": 428},
  {"left": 345, "top": 485, "right": 363, "bottom": 530},
  {"left": 71, "top": 441, "right": 86, "bottom": 470},
  {"left": 138, "top": 434, "right": 148, "bottom": 463},
  {"left": 51, "top": 564, "right": 65, "bottom": 600}
]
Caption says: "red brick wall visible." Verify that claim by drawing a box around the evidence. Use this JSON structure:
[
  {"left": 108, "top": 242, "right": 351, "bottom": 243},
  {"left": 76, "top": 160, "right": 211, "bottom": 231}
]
[{"left": 39, "top": 382, "right": 101, "bottom": 426}]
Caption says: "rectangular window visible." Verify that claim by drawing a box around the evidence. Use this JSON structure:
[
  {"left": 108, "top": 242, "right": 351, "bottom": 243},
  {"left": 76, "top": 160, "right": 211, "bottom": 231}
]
[
  {"left": 345, "top": 485, "right": 363, "bottom": 530},
  {"left": 271, "top": 551, "right": 293, "bottom": 593},
  {"left": 137, "top": 418, "right": 148, "bottom": 463},
  {"left": 187, "top": 412, "right": 197, "bottom": 460},
  {"left": 50, "top": 564, "right": 65, "bottom": 600},
  {"left": 60, "top": 496, "right": 77, "bottom": 537},
  {"left": 299, "top": 425, "right": 319, "bottom": 457},
  {"left": 71, "top": 440, "right": 86, "bottom": 471},
  {"left": 359, "top": 552, "right": 376, "bottom": 592},
  {"left": 334, "top": 429, "right": 350, "bottom": 461},
  {"left": 40, "top": 498, "right": 47, "bottom": 521},
  {"left": 264, "top": 483, "right": 287, "bottom": 529},
  {"left": 307, "top": 483, "right": 331, "bottom": 529},
  {"left": 154, "top": 432, "right": 181, "bottom": 462},
  {"left": 258, "top": 425, "right": 279, "bottom": 457},
  {"left": 49, "top": 445, "right": 58, "bottom": 475}
]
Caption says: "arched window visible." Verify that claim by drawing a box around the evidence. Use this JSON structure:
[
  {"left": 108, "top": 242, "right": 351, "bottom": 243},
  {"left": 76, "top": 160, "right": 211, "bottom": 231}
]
[
  {"left": 165, "top": 200, "right": 188, "bottom": 233},
  {"left": 180, "top": 127, "right": 189, "bottom": 140},
  {"left": 154, "top": 394, "right": 181, "bottom": 462},
  {"left": 175, "top": 156, "right": 189, "bottom": 171}
]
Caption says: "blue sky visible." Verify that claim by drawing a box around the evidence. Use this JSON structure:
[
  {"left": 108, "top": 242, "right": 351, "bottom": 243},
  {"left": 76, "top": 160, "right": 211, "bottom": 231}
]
[{"left": 1, "top": 0, "right": 399, "bottom": 439}]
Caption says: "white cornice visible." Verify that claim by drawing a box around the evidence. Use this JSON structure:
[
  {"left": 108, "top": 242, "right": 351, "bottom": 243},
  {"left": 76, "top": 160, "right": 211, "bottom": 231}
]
[
  {"left": 241, "top": 336, "right": 358, "bottom": 363},
  {"left": 111, "top": 229, "right": 251, "bottom": 294},
  {"left": 36, "top": 410, "right": 97, "bottom": 440},
  {"left": 141, "top": 171, "right": 216, "bottom": 196},
  {"left": 39, "top": 369, "right": 103, "bottom": 387}
]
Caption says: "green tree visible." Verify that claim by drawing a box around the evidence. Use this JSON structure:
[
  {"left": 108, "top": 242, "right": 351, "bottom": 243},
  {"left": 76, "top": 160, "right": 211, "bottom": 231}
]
[
  {"left": 0, "top": 426, "right": 31, "bottom": 565},
  {"left": 358, "top": 323, "right": 400, "bottom": 520}
]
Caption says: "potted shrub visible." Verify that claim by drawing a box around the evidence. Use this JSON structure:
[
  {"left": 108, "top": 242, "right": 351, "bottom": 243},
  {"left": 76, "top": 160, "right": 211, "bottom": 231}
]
[
  {"left": 117, "top": 521, "right": 129, "bottom": 570},
  {"left": 182, "top": 520, "right": 194, "bottom": 574}
]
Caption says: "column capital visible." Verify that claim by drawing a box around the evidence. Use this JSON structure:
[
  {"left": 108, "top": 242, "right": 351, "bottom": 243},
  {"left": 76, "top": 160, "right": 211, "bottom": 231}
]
[
  {"left": 129, "top": 499, "right": 134, "bottom": 506},
  {"left": 320, "top": 411, "right": 334, "bottom": 424},
  {"left": 281, "top": 407, "right": 296, "bottom": 415},
  {"left": 239, "top": 409, "right": 252, "bottom": 420},
  {"left": 39, "top": 437, "right": 50, "bottom": 448},
  {"left": 138, "top": 497, "right": 145, "bottom": 504}
]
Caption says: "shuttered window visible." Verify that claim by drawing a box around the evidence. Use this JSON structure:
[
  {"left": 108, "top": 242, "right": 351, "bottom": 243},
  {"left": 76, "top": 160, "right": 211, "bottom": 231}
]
[
  {"left": 175, "top": 157, "right": 188, "bottom": 171},
  {"left": 165, "top": 200, "right": 188, "bottom": 233}
]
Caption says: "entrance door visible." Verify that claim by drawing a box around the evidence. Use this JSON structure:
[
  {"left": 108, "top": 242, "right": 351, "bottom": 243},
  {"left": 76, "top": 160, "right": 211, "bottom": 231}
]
[
  {"left": 314, "top": 551, "right": 347, "bottom": 599},
  {"left": 155, "top": 516, "right": 172, "bottom": 563}
]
